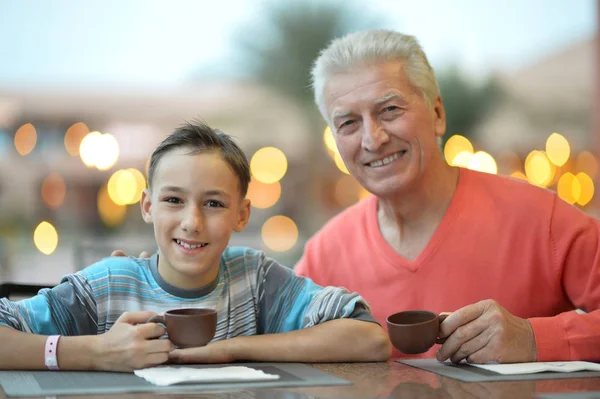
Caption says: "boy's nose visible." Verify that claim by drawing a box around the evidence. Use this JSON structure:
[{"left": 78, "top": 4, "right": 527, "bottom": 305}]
[{"left": 181, "top": 208, "right": 203, "bottom": 232}]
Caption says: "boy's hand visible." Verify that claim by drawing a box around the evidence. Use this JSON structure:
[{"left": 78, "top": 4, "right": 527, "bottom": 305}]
[
  {"left": 169, "top": 340, "right": 234, "bottom": 364},
  {"left": 111, "top": 250, "right": 152, "bottom": 258},
  {"left": 94, "top": 311, "right": 174, "bottom": 372}
]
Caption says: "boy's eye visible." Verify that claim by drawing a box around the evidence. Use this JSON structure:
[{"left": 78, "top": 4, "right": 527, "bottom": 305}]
[
  {"left": 205, "top": 200, "right": 224, "bottom": 208},
  {"left": 164, "top": 197, "right": 181, "bottom": 204}
]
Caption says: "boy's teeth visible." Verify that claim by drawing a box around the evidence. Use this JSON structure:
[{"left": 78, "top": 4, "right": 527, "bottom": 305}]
[
  {"left": 369, "top": 152, "right": 402, "bottom": 167},
  {"left": 176, "top": 239, "right": 205, "bottom": 249}
]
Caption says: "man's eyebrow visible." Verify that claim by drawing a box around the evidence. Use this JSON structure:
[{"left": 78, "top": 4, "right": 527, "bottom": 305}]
[
  {"left": 332, "top": 110, "right": 353, "bottom": 121},
  {"left": 373, "top": 93, "right": 407, "bottom": 105}
]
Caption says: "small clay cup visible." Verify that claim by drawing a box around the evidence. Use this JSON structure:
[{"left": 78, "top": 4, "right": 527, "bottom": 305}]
[
  {"left": 386, "top": 310, "right": 449, "bottom": 354},
  {"left": 147, "top": 308, "right": 217, "bottom": 348}
]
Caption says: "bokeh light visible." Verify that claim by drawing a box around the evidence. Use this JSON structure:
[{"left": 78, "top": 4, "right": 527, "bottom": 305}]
[
  {"left": 333, "top": 151, "right": 350, "bottom": 174},
  {"left": 576, "top": 172, "right": 594, "bottom": 206},
  {"left": 98, "top": 185, "right": 128, "bottom": 227},
  {"left": 334, "top": 175, "right": 362, "bottom": 207},
  {"left": 250, "top": 147, "right": 288, "bottom": 184},
  {"left": 94, "top": 133, "right": 120, "bottom": 171},
  {"left": 14, "top": 123, "right": 37, "bottom": 156},
  {"left": 557, "top": 172, "right": 581, "bottom": 205},
  {"left": 444, "top": 135, "right": 474, "bottom": 165},
  {"left": 64, "top": 122, "right": 89, "bottom": 156},
  {"left": 107, "top": 169, "right": 139, "bottom": 205},
  {"left": 525, "top": 151, "right": 554, "bottom": 187},
  {"left": 261, "top": 215, "right": 298, "bottom": 252},
  {"left": 467, "top": 151, "right": 497, "bottom": 174},
  {"left": 41, "top": 173, "right": 66, "bottom": 209},
  {"left": 247, "top": 178, "right": 281, "bottom": 209},
  {"left": 323, "top": 126, "right": 337, "bottom": 156},
  {"left": 450, "top": 151, "right": 473, "bottom": 168},
  {"left": 510, "top": 171, "right": 528, "bottom": 181},
  {"left": 545, "top": 132, "right": 570, "bottom": 167},
  {"left": 79, "top": 131, "right": 102, "bottom": 168},
  {"left": 33, "top": 221, "right": 58, "bottom": 255}
]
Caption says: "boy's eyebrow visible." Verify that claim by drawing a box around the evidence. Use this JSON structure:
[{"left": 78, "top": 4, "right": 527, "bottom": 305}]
[
  {"left": 159, "top": 186, "right": 230, "bottom": 198},
  {"left": 159, "top": 185, "right": 187, "bottom": 193},
  {"left": 204, "top": 190, "right": 230, "bottom": 198}
]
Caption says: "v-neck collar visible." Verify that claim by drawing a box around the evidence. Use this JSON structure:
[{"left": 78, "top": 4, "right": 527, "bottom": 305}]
[{"left": 367, "top": 167, "right": 469, "bottom": 272}]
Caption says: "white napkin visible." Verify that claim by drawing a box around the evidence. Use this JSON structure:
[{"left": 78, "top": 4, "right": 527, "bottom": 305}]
[
  {"left": 134, "top": 366, "right": 280, "bottom": 386},
  {"left": 470, "top": 361, "right": 600, "bottom": 375}
]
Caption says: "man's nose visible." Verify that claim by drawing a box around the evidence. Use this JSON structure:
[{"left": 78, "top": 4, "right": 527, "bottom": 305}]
[{"left": 361, "top": 118, "right": 389, "bottom": 151}]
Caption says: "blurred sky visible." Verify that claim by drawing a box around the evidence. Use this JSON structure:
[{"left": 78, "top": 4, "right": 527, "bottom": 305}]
[{"left": 0, "top": 0, "right": 596, "bottom": 88}]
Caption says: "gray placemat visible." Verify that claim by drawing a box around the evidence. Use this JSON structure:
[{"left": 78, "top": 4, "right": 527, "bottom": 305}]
[
  {"left": 537, "top": 393, "right": 600, "bottom": 399},
  {"left": 0, "top": 363, "right": 350, "bottom": 397},
  {"left": 398, "top": 359, "right": 600, "bottom": 382}
]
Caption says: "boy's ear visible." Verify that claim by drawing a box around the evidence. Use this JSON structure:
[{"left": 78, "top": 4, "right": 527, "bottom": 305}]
[
  {"left": 234, "top": 198, "right": 251, "bottom": 232},
  {"left": 140, "top": 189, "right": 153, "bottom": 224}
]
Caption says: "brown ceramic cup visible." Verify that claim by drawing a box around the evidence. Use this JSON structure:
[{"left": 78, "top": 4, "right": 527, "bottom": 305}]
[
  {"left": 386, "top": 310, "right": 449, "bottom": 354},
  {"left": 147, "top": 308, "right": 217, "bottom": 348}
]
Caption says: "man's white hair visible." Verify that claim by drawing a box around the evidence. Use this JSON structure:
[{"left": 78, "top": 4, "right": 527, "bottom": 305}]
[{"left": 311, "top": 29, "right": 440, "bottom": 124}]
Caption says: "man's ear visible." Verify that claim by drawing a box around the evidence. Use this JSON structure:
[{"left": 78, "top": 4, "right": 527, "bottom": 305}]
[
  {"left": 234, "top": 198, "right": 251, "bottom": 232},
  {"left": 140, "top": 189, "right": 153, "bottom": 224},
  {"left": 433, "top": 95, "right": 446, "bottom": 138}
]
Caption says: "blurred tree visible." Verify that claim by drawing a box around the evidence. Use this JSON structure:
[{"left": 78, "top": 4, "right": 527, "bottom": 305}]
[{"left": 437, "top": 67, "right": 503, "bottom": 144}]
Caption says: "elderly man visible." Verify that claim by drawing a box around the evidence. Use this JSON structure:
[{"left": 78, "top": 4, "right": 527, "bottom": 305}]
[{"left": 295, "top": 29, "right": 600, "bottom": 363}]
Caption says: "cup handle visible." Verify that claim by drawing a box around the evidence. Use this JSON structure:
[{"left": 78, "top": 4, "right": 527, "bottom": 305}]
[
  {"left": 146, "top": 314, "right": 166, "bottom": 325},
  {"left": 435, "top": 312, "right": 452, "bottom": 344}
]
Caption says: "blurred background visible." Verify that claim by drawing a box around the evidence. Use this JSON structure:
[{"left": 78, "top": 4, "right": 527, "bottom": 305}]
[{"left": 0, "top": 0, "right": 598, "bottom": 285}]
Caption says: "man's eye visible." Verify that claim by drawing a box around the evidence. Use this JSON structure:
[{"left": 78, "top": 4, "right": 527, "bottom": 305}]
[
  {"left": 206, "top": 200, "right": 224, "bottom": 208},
  {"left": 340, "top": 120, "right": 355, "bottom": 128},
  {"left": 165, "top": 197, "right": 181, "bottom": 204},
  {"left": 383, "top": 106, "right": 399, "bottom": 112}
]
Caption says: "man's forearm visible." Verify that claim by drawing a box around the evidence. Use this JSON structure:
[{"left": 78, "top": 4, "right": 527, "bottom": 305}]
[
  {"left": 227, "top": 319, "right": 391, "bottom": 362},
  {"left": 0, "top": 326, "right": 97, "bottom": 370}
]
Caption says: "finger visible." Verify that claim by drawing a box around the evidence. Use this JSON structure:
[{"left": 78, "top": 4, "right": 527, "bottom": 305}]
[
  {"left": 137, "top": 322, "right": 167, "bottom": 339},
  {"left": 139, "top": 251, "right": 151, "bottom": 258},
  {"left": 146, "top": 338, "right": 176, "bottom": 354},
  {"left": 116, "top": 311, "right": 159, "bottom": 325},
  {"left": 111, "top": 250, "right": 126, "bottom": 257},
  {"left": 144, "top": 352, "right": 170, "bottom": 368},
  {"left": 169, "top": 347, "right": 208, "bottom": 364},
  {"left": 437, "top": 319, "right": 486, "bottom": 362},
  {"left": 449, "top": 330, "right": 490, "bottom": 364},
  {"left": 439, "top": 301, "right": 487, "bottom": 339}
]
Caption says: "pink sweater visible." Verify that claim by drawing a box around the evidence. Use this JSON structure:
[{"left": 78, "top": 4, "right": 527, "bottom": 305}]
[{"left": 295, "top": 168, "right": 600, "bottom": 360}]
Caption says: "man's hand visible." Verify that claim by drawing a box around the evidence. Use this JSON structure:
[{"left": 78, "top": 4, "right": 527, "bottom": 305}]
[
  {"left": 111, "top": 250, "right": 151, "bottom": 258},
  {"left": 169, "top": 340, "right": 234, "bottom": 364},
  {"left": 436, "top": 299, "right": 537, "bottom": 364},
  {"left": 94, "top": 311, "right": 175, "bottom": 372}
]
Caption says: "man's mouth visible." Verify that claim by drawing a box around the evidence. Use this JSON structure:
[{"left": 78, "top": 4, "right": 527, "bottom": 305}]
[
  {"left": 366, "top": 150, "right": 407, "bottom": 167},
  {"left": 174, "top": 239, "right": 208, "bottom": 249}
]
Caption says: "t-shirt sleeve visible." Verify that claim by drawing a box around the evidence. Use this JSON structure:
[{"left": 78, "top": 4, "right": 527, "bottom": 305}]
[
  {"left": 256, "top": 254, "right": 376, "bottom": 334},
  {"left": 0, "top": 274, "right": 98, "bottom": 336}
]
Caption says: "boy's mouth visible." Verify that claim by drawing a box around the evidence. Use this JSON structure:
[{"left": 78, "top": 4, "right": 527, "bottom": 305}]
[{"left": 173, "top": 239, "right": 208, "bottom": 250}]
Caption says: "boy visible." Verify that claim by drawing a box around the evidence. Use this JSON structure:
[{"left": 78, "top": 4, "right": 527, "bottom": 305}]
[{"left": 0, "top": 121, "right": 391, "bottom": 371}]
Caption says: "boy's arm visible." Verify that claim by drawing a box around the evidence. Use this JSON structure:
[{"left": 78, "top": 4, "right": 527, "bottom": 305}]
[{"left": 170, "top": 255, "right": 391, "bottom": 363}]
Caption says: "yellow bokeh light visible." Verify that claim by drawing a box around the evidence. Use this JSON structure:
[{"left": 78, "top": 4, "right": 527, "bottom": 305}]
[
  {"left": 444, "top": 135, "right": 474, "bottom": 165},
  {"left": 64, "top": 122, "right": 89, "bottom": 156},
  {"left": 14, "top": 123, "right": 37, "bottom": 156},
  {"left": 467, "top": 151, "right": 497, "bottom": 174},
  {"left": 575, "top": 151, "right": 597, "bottom": 179},
  {"left": 333, "top": 151, "right": 350, "bottom": 175},
  {"left": 79, "top": 131, "right": 102, "bottom": 168},
  {"left": 98, "top": 185, "right": 127, "bottom": 227},
  {"left": 451, "top": 151, "right": 473, "bottom": 168},
  {"left": 261, "top": 215, "right": 298, "bottom": 252},
  {"left": 334, "top": 175, "right": 362, "bottom": 207},
  {"left": 557, "top": 173, "right": 581, "bottom": 205},
  {"left": 95, "top": 133, "right": 120, "bottom": 171},
  {"left": 510, "top": 171, "right": 528, "bottom": 181},
  {"left": 33, "top": 221, "right": 58, "bottom": 255},
  {"left": 127, "top": 168, "right": 146, "bottom": 204},
  {"left": 323, "top": 126, "right": 337, "bottom": 155},
  {"left": 359, "top": 186, "right": 370, "bottom": 200},
  {"left": 545, "top": 132, "right": 570, "bottom": 167},
  {"left": 107, "top": 169, "right": 137, "bottom": 205},
  {"left": 41, "top": 173, "right": 66, "bottom": 209},
  {"left": 250, "top": 147, "right": 288, "bottom": 184},
  {"left": 576, "top": 172, "right": 594, "bottom": 206},
  {"left": 525, "top": 151, "right": 553, "bottom": 187},
  {"left": 247, "top": 178, "right": 281, "bottom": 209}
]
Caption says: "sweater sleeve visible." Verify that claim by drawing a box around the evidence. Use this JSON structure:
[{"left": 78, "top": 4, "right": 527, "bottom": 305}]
[
  {"left": 0, "top": 274, "right": 98, "bottom": 336},
  {"left": 257, "top": 254, "right": 376, "bottom": 334},
  {"left": 529, "top": 195, "right": 600, "bottom": 361}
]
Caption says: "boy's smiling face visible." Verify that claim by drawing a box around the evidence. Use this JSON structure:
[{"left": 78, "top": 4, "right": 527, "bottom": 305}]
[{"left": 141, "top": 148, "right": 250, "bottom": 290}]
